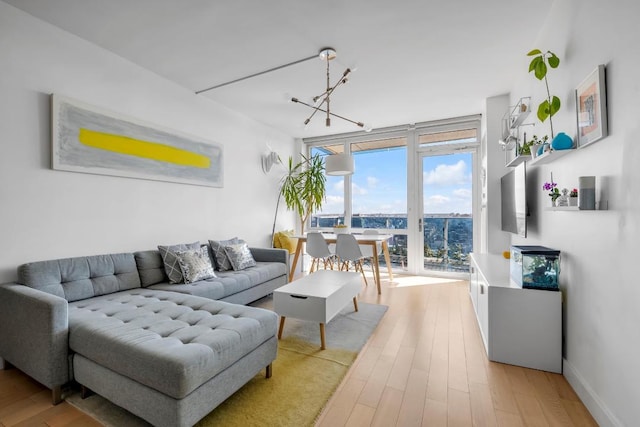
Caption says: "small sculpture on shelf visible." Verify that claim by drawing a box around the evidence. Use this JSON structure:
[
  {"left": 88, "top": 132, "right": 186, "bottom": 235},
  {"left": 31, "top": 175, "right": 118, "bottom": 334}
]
[{"left": 557, "top": 188, "right": 569, "bottom": 207}]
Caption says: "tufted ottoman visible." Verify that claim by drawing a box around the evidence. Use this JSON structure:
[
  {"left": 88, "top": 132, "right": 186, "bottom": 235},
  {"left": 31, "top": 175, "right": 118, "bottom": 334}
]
[{"left": 68, "top": 289, "right": 277, "bottom": 427}]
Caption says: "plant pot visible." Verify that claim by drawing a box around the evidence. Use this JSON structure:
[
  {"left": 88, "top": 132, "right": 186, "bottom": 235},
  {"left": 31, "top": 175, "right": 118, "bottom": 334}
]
[{"left": 569, "top": 197, "right": 578, "bottom": 207}]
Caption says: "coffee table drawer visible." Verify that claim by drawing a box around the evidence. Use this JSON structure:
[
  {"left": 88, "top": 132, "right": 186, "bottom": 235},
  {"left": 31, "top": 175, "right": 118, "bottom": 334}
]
[{"left": 274, "top": 292, "right": 328, "bottom": 323}]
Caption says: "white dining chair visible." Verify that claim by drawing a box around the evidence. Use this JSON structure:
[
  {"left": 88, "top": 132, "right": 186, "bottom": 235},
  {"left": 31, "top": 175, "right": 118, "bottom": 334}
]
[
  {"left": 305, "top": 232, "right": 335, "bottom": 273},
  {"left": 360, "top": 229, "right": 383, "bottom": 260},
  {"left": 335, "top": 233, "right": 368, "bottom": 286}
]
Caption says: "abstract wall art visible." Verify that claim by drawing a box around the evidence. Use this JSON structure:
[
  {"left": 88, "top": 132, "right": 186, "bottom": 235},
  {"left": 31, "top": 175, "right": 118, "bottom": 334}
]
[
  {"left": 52, "top": 94, "right": 223, "bottom": 187},
  {"left": 575, "top": 64, "right": 608, "bottom": 149}
]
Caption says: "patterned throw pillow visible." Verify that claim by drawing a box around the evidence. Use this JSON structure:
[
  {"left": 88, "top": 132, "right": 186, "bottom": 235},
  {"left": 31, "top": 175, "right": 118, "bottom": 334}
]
[
  {"left": 209, "top": 238, "right": 241, "bottom": 271},
  {"left": 224, "top": 243, "right": 256, "bottom": 271},
  {"left": 175, "top": 246, "right": 216, "bottom": 284},
  {"left": 158, "top": 241, "right": 201, "bottom": 284}
]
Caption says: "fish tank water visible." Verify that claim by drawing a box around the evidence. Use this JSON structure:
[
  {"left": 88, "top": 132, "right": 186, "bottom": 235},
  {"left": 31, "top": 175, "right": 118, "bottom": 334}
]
[{"left": 510, "top": 245, "right": 560, "bottom": 291}]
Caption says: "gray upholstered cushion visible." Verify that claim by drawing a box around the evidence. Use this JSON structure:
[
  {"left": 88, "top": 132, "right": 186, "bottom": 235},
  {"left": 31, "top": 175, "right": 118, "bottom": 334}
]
[
  {"left": 134, "top": 250, "right": 168, "bottom": 287},
  {"left": 175, "top": 247, "right": 216, "bottom": 283},
  {"left": 208, "top": 238, "right": 240, "bottom": 271},
  {"left": 224, "top": 243, "right": 256, "bottom": 271},
  {"left": 68, "top": 289, "right": 277, "bottom": 399},
  {"left": 17, "top": 253, "right": 140, "bottom": 302},
  {"left": 158, "top": 242, "right": 200, "bottom": 284}
]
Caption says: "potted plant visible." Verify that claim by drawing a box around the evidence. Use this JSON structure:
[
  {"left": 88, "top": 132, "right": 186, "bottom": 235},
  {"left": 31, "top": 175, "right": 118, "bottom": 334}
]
[
  {"left": 530, "top": 134, "right": 549, "bottom": 158},
  {"left": 569, "top": 188, "right": 578, "bottom": 206},
  {"left": 543, "top": 181, "right": 561, "bottom": 206},
  {"left": 271, "top": 154, "right": 326, "bottom": 244}
]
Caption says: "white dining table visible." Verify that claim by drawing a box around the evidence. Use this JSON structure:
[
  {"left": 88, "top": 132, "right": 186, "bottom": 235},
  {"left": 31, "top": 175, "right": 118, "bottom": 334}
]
[{"left": 289, "top": 233, "right": 393, "bottom": 294}]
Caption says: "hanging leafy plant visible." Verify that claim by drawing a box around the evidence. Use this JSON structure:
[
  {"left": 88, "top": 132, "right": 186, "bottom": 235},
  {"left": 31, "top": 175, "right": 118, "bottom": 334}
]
[{"left": 527, "top": 49, "right": 560, "bottom": 137}]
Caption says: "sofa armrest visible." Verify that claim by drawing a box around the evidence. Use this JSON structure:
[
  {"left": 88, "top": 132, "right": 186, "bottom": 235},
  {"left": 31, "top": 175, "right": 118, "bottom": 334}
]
[
  {"left": 250, "top": 247, "right": 289, "bottom": 270},
  {"left": 0, "top": 283, "right": 69, "bottom": 395}
]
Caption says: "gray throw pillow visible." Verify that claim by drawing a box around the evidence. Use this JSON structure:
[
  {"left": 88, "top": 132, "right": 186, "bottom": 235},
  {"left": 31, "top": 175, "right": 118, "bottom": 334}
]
[
  {"left": 158, "top": 241, "right": 201, "bottom": 284},
  {"left": 209, "top": 238, "right": 242, "bottom": 271},
  {"left": 224, "top": 242, "right": 256, "bottom": 271},
  {"left": 175, "top": 246, "right": 216, "bottom": 284}
]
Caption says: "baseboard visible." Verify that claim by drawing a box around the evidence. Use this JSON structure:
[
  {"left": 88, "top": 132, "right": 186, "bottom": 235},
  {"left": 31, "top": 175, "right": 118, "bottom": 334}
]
[{"left": 563, "top": 358, "right": 622, "bottom": 427}]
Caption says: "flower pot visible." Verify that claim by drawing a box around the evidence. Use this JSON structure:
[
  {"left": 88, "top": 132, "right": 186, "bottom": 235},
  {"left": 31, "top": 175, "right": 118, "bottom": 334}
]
[{"left": 569, "top": 197, "right": 578, "bottom": 207}]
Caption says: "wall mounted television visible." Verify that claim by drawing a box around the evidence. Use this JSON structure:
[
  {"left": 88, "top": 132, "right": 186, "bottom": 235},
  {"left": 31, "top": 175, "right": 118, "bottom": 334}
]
[{"left": 501, "top": 162, "right": 527, "bottom": 237}]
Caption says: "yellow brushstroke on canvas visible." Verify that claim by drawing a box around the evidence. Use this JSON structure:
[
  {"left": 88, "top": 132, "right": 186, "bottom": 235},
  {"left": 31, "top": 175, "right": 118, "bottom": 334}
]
[{"left": 78, "top": 128, "right": 210, "bottom": 169}]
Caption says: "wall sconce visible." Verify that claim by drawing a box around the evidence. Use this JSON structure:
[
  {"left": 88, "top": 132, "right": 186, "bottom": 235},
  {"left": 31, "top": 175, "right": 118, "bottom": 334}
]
[
  {"left": 325, "top": 153, "right": 354, "bottom": 175},
  {"left": 261, "top": 151, "right": 280, "bottom": 173}
]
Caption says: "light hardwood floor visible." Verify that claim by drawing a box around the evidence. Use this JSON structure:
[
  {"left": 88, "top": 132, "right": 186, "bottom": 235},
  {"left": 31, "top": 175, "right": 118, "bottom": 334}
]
[
  {"left": 316, "top": 273, "right": 597, "bottom": 427},
  {"left": 0, "top": 273, "right": 597, "bottom": 426}
]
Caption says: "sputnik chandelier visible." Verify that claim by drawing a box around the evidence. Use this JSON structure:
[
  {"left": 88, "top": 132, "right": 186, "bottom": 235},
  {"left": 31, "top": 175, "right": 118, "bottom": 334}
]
[
  {"left": 291, "top": 47, "right": 370, "bottom": 131},
  {"left": 195, "top": 46, "right": 369, "bottom": 131}
]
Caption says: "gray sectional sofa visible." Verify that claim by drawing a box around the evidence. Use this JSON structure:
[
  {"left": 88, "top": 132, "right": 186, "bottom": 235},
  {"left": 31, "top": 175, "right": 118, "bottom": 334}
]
[{"left": 0, "top": 244, "right": 289, "bottom": 427}]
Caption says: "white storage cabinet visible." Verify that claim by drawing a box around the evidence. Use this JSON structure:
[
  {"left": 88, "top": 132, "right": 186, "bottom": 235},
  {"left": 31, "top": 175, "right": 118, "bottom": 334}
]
[{"left": 469, "top": 253, "right": 562, "bottom": 373}]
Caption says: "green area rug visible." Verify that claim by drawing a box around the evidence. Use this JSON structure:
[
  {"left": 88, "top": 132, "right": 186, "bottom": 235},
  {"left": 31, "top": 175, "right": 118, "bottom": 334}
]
[{"left": 67, "top": 302, "right": 387, "bottom": 427}]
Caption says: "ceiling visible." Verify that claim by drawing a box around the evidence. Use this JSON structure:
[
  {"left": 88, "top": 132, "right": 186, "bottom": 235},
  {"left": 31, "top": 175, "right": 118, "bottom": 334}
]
[{"left": 6, "top": 0, "right": 555, "bottom": 138}]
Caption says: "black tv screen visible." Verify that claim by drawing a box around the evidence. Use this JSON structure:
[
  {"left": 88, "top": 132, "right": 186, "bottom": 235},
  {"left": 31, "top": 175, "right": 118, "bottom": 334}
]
[{"left": 501, "top": 162, "right": 527, "bottom": 237}]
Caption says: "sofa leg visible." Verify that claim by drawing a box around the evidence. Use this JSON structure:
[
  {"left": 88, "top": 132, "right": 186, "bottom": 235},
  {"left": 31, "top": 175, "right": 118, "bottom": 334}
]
[
  {"left": 0, "top": 357, "right": 13, "bottom": 370},
  {"left": 81, "top": 385, "right": 93, "bottom": 399},
  {"left": 52, "top": 386, "right": 62, "bottom": 405},
  {"left": 266, "top": 363, "right": 272, "bottom": 379}
]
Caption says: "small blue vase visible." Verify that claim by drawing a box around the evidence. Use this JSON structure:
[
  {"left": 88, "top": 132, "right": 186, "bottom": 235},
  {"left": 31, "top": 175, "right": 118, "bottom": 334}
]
[
  {"left": 551, "top": 132, "right": 573, "bottom": 150},
  {"left": 537, "top": 143, "right": 549, "bottom": 156}
]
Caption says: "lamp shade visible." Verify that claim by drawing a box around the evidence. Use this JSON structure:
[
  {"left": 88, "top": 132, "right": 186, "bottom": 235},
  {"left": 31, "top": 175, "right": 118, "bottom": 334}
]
[{"left": 325, "top": 153, "right": 354, "bottom": 176}]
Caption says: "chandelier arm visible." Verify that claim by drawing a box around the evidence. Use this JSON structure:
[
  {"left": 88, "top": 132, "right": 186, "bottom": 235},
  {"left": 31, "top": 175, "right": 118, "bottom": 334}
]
[
  {"left": 306, "top": 67, "right": 351, "bottom": 126},
  {"left": 292, "top": 98, "right": 364, "bottom": 127}
]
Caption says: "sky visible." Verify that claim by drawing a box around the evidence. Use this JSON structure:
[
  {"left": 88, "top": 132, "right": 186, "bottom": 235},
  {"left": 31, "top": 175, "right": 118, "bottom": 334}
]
[{"left": 317, "top": 148, "right": 473, "bottom": 216}]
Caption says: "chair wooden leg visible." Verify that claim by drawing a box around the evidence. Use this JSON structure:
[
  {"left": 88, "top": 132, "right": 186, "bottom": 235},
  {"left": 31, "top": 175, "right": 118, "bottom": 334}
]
[
  {"left": 358, "top": 261, "right": 368, "bottom": 286},
  {"left": 353, "top": 296, "right": 359, "bottom": 312}
]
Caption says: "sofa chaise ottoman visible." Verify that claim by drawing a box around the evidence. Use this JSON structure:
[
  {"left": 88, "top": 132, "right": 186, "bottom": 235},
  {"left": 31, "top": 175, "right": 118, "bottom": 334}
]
[{"left": 0, "top": 250, "right": 281, "bottom": 427}]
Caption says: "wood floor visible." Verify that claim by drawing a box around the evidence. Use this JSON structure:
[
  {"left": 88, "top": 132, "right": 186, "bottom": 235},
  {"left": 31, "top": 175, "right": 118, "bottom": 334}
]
[
  {"left": 316, "top": 273, "right": 597, "bottom": 427},
  {"left": 0, "top": 273, "right": 597, "bottom": 426}
]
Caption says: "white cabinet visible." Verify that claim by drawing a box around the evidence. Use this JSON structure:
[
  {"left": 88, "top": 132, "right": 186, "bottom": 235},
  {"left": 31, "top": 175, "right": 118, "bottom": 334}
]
[{"left": 469, "top": 253, "right": 562, "bottom": 373}]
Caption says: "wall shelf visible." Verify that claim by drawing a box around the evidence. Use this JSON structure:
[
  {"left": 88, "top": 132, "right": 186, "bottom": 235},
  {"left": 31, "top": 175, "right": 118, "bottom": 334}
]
[
  {"left": 545, "top": 202, "right": 608, "bottom": 211},
  {"left": 528, "top": 148, "right": 574, "bottom": 166},
  {"left": 506, "top": 154, "right": 530, "bottom": 167},
  {"left": 544, "top": 206, "right": 579, "bottom": 211}
]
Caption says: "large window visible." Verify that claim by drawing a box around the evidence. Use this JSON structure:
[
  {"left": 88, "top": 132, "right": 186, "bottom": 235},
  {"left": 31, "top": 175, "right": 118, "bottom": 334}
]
[{"left": 305, "top": 116, "right": 479, "bottom": 276}]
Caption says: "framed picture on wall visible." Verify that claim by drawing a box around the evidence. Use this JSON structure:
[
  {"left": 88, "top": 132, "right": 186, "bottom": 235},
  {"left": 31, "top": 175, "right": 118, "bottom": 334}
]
[{"left": 575, "top": 64, "right": 608, "bottom": 148}]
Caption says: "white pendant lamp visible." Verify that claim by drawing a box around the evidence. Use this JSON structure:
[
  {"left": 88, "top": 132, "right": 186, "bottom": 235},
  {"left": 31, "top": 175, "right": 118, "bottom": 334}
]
[{"left": 325, "top": 153, "right": 354, "bottom": 176}]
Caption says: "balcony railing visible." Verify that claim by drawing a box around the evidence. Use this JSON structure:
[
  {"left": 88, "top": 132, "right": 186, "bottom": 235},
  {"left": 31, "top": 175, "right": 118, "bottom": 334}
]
[{"left": 311, "top": 213, "right": 472, "bottom": 272}]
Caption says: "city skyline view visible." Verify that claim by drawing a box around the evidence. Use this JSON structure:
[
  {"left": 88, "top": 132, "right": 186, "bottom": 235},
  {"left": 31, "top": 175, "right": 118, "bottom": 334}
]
[{"left": 316, "top": 147, "right": 473, "bottom": 216}]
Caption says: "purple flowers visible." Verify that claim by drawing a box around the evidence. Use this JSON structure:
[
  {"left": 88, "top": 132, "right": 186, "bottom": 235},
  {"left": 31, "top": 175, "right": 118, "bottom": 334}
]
[{"left": 543, "top": 181, "right": 561, "bottom": 201}]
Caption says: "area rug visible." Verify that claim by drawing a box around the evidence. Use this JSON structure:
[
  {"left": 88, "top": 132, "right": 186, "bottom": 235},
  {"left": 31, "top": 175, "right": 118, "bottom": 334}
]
[{"left": 66, "top": 302, "right": 388, "bottom": 427}]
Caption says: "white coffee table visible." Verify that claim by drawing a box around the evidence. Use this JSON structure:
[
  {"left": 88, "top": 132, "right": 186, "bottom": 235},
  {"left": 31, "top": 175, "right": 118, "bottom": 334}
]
[{"left": 273, "top": 270, "right": 362, "bottom": 350}]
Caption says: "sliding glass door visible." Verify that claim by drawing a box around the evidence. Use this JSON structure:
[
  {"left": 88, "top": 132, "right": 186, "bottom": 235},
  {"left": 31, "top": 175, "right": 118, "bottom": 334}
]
[{"left": 416, "top": 127, "right": 478, "bottom": 278}]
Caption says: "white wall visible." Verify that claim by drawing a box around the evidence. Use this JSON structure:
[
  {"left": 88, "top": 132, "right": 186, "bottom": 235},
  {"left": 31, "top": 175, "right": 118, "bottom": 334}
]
[
  {"left": 496, "top": 0, "right": 640, "bottom": 425},
  {"left": 0, "top": 2, "right": 296, "bottom": 282}
]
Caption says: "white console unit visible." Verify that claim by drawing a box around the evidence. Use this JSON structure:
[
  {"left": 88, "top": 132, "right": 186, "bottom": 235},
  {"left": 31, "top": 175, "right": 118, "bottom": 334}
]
[{"left": 469, "top": 253, "right": 562, "bottom": 373}]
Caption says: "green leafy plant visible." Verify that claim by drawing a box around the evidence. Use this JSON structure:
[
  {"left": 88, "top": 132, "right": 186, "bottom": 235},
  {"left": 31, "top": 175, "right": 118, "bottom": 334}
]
[
  {"left": 527, "top": 49, "right": 560, "bottom": 137},
  {"left": 271, "top": 154, "right": 326, "bottom": 242}
]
